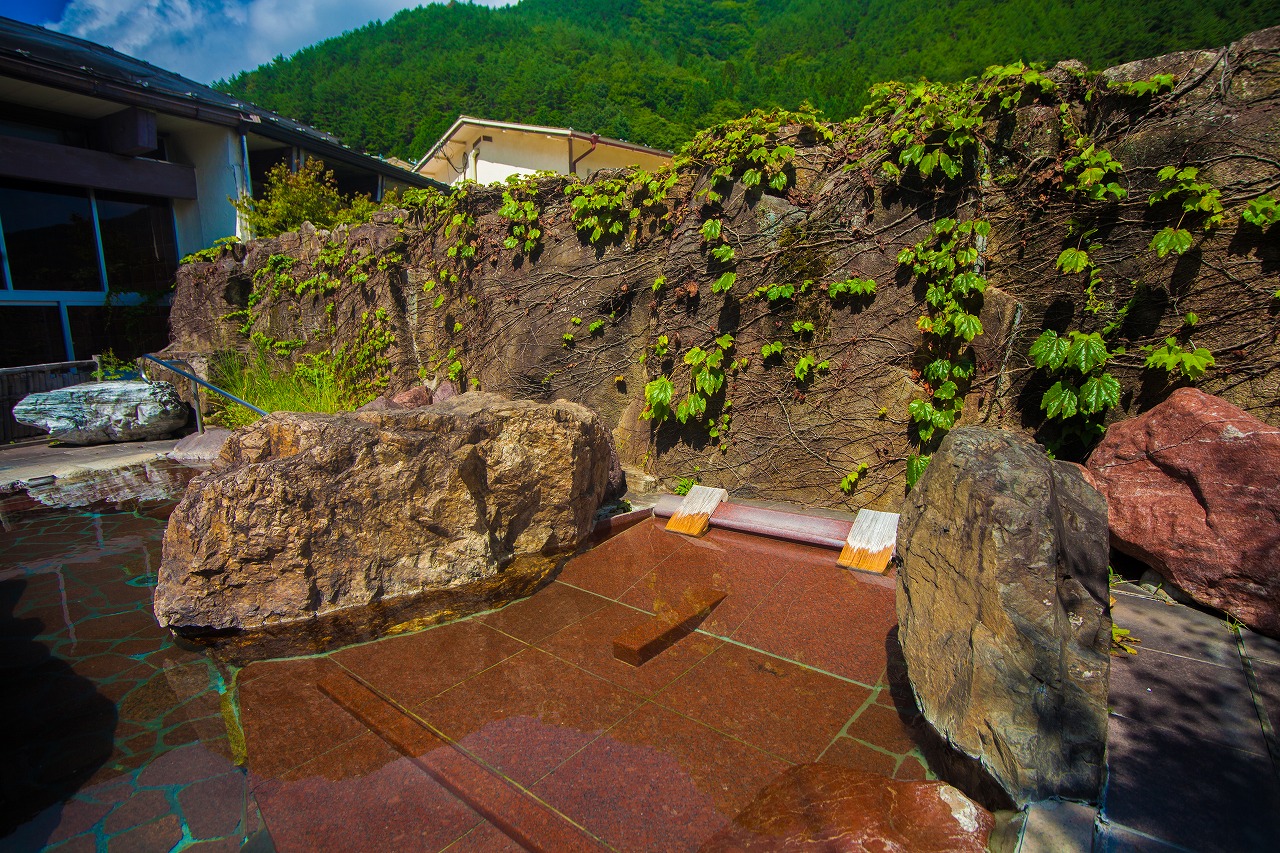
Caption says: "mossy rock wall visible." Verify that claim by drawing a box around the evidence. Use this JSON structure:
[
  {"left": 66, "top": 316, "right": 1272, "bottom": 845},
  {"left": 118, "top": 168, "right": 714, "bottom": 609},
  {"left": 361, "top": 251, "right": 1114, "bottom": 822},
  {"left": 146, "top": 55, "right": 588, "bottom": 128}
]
[{"left": 169, "top": 27, "right": 1280, "bottom": 510}]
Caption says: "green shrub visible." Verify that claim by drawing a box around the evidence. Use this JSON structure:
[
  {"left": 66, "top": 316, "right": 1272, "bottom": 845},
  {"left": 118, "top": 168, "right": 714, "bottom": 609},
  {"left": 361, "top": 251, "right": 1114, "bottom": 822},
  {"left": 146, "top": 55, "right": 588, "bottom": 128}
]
[{"left": 233, "top": 159, "right": 379, "bottom": 238}]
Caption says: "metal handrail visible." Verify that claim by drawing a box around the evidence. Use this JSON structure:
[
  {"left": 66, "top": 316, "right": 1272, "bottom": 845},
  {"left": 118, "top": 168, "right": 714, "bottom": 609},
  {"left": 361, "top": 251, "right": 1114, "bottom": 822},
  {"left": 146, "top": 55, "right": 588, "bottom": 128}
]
[
  {"left": 139, "top": 354, "right": 267, "bottom": 433},
  {"left": 0, "top": 360, "right": 96, "bottom": 376}
]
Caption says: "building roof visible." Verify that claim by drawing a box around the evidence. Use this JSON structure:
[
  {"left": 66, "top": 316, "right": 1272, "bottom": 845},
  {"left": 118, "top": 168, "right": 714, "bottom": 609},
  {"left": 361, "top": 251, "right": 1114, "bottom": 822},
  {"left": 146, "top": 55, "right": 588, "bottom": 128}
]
[
  {"left": 414, "top": 115, "right": 672, "bottom": 173},
  {"left": 0, "top": 15, "right": 439, "bottom": 188}
]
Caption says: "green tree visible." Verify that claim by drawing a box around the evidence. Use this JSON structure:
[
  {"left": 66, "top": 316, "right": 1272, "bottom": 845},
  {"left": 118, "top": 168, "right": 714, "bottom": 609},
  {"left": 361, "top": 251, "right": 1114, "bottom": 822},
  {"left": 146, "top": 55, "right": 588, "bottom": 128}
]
[{"left": 233, "top": 159, "right": 377, "bottom": 238}]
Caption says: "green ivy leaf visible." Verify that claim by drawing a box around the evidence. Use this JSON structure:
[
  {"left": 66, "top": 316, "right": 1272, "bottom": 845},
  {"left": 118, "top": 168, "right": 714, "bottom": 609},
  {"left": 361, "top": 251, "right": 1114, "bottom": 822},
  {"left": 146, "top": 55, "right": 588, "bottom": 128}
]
[
  {"left": 1243, "top": 195, "right": 1279, "bottom": 228},
  {"left": 908, "top": 398, "right": 934, "bottom": 423},
  {"left": 1065, "top": 332, "right": 1109, "bottom": 374},
  {"left": 712, "top": 272, "right": 737, "bottom": 293},
  {"left": 1078, "top": 372, "right": 1121, "bottom": 414},
  {"left": 953, "top": 312, "right": 983, "bottom": 342},
  {"left": 1029, "top": 330, "right": 1068, "bottom": 370},
  {"left": 643, "top": 377, "right": 674, "bottom": 423},
  {"left": 700, "top": 219, "right": 722, "bottom": 241},
  {"left": 923, "top": 359, "right": 953, "bottom": 384},
  {"left": 906, "top": 454, "right": 931, "bottom": 490},
  {"left": 1041, "top": 380, "right": 1080, "bottom": 419},
  {"left": 1056, "top": 248, "right": 1091, "bottom": 274}
]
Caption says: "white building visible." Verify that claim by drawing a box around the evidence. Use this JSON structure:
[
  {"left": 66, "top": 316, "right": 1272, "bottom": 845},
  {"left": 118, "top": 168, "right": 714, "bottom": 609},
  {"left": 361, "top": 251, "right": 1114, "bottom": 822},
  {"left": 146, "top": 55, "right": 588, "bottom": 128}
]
[
  {"left": 0, "top": 16, "right": 440, "bottom": 368},
  {"left": 415, "top": 116, "right": 671, "bottom": 186}
]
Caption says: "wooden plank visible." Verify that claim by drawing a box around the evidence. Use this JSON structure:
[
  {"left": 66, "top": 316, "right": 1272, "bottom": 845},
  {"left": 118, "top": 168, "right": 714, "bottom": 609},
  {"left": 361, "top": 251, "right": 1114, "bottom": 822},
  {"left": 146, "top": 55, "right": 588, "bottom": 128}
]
[
  {"left": 837, "top": 509, "right": 900, "bottom": 574},
  {"left": 664, "top": 485, "right": 728, "bottom": 536},
  {"left": 612, "top": 586, "right": 726, "bottom": 667}
]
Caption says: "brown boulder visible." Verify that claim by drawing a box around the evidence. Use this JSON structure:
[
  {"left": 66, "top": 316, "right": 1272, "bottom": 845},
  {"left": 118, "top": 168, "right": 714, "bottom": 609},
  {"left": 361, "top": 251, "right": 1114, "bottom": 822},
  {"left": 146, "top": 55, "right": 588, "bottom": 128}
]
[
  {"left": 155, "top": 392, "right": 612, "bottom": 661},
  {"left": 1087, "top": 387, "right": 1280, "bottom": 637},
  {"left": 898, "top": 427, "right": 1111, "bottom": 807},
  {"left": 698, "top": 764, "right": 993, "bottom": 852}
]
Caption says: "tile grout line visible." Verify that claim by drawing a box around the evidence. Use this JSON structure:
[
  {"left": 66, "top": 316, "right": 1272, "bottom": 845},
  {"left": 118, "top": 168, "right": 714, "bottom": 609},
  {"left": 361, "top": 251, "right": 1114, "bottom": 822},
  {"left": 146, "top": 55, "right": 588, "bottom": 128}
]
[
  {"left": 611, "top": 534, "right": 694, "bottom": 602},
  {"left": 1235, "top": 630, "right": 1280, "bottom": 783},
  {"left": 644, "top": 694, "right": 800, "bottom": 768},
  {"left": 690, "top": 632, "right": 881, "bottom": 690},
  {"left": 816, "top": 687, "right": 882, "bottom": 763}
]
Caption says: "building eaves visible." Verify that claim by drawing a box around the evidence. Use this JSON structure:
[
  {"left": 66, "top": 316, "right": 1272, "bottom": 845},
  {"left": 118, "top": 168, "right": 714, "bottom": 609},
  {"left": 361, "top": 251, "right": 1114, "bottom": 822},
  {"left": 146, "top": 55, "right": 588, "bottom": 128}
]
[
  {"left": 0, "top": 15, "right": 442, "bottom": 189},
  {"left": 414, "top": 114, "right": 672, "bottom": 172}
]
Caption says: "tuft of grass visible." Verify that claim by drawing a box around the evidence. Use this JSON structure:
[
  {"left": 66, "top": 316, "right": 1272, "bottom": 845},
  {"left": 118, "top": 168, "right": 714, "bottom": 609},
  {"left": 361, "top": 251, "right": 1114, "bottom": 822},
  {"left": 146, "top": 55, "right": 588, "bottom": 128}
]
[{"left": 208, "top": 346, "right": 353, "bottom": 429}]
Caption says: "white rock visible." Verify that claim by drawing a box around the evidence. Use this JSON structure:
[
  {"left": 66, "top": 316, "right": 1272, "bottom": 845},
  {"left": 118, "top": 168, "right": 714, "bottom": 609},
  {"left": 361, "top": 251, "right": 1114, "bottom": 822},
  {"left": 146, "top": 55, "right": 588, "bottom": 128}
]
[{"left": 13, "top": 380, "right": 188, "bottom": 445}]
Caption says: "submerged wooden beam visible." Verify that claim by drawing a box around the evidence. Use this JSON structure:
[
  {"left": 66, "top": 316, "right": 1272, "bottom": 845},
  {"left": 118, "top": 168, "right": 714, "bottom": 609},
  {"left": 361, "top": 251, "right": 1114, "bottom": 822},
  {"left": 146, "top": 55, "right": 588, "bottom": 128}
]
[{"left": 612, "top": 586, "right": 726, "bottom": 666}]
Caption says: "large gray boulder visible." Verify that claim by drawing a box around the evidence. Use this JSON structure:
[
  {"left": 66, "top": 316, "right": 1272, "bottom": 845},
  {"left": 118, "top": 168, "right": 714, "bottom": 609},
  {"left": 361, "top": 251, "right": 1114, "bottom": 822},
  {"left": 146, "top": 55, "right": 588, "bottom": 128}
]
[
  {"left": 897, "top": 428, "right": 1111, "bottom": 807},
  {"left": 155, "top": 392, "right": 612, "bottom": 661},
  {"left": 13, "top": 380, "right": 188, "bottom": 444}
]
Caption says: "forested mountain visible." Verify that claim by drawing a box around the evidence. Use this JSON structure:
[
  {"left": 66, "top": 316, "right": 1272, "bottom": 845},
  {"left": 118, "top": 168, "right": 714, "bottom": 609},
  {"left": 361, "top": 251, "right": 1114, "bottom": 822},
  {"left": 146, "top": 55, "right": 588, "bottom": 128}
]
[{"left": 218, "top": 0, "right": 1279, "bottom": 161}]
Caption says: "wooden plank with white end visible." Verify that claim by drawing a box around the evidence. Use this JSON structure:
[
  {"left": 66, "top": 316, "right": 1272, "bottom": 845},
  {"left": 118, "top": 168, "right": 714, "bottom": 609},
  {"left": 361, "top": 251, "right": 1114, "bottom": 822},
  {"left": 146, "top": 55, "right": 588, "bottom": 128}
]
[
  {"left": 664, "top": 485, "right": 728, "bottom": 536},
  {"left": 838, "top": 509, "right": 900, "bottom": 574}
]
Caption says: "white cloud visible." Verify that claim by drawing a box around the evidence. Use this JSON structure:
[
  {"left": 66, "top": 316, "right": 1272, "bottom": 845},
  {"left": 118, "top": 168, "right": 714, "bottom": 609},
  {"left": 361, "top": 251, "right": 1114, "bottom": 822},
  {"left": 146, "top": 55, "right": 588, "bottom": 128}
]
[{"left": 51, "top": 0, "right": 518, "bottom": 83}]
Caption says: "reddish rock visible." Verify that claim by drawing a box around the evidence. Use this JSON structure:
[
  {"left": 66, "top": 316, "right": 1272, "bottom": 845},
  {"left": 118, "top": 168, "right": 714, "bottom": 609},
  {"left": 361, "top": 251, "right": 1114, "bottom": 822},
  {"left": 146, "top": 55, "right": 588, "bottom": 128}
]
[
  {"left": 1087, "top": 388, "right": 1280, "bottom": 637},
  {"left": 431, "top": 380, "right": 459, "bottom": 404},
  {"left": 390, "top": 385, "right": 433, "bottom": 408},
  {"left": 354, "top": 393, "right": 397, "bottom": 413},
  {"left": 698, "top": 763, "right": 993, "bottom": 852}
]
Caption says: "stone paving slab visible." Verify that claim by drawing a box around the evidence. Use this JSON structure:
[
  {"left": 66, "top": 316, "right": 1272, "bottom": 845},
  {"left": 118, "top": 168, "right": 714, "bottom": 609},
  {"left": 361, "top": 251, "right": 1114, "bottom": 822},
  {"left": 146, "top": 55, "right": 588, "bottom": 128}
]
[
  {"left": 0, "top": 438, "right": 180, "bottom": 491},
  {"left": 1102, "top": 590, "right": 1280, "bottom": 852},
  {"left": 1, "top": 498, "right": 260, "bottom": 851}
]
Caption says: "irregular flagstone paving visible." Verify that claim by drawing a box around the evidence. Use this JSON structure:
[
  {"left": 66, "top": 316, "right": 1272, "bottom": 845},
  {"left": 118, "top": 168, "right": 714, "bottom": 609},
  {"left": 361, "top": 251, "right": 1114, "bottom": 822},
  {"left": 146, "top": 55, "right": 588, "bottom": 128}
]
[{"left": 0, "top": 491, "right": 264, "bottom": 852}]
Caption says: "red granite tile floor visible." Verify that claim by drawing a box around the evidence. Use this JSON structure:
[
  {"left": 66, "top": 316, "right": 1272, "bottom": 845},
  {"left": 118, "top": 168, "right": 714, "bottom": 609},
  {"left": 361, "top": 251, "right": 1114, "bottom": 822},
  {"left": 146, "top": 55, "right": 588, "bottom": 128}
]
[{"left": 235, "top": 517, "right": 936, "bottom": 852}]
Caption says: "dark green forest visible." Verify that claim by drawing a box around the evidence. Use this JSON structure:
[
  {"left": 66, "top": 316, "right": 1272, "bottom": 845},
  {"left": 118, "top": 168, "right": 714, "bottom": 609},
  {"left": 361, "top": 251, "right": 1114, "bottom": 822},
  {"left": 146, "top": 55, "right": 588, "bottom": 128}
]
[{"left": 218, "top": 0, "right": 1280, "bottom": 161}]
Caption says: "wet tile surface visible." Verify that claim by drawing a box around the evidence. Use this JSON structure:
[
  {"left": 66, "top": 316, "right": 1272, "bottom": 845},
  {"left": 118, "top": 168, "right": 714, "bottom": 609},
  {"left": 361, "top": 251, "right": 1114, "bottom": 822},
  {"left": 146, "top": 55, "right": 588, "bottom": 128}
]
[
  {"left": 655, "top": 642, "right": 871, "bottom": 764},
  {"left": 330, "top": 619, "right": 525, "bottom": 708},
  {"left": 477, "top": 580, "right": 610, "bottom": 645},
  {"left": 227, "top": 514, "right": 928, "bottom": 852},
  {"left": 537, "top": 601, "right": 723, "bottom": 697},
  {"left": 556, "top": 517, "right": 684, "bottom": 599},
  {"left": 733, "top": 558, "right": 898, "bottom": 685},
  {"left": 417, "top": 648, "right": 644, "bottom": 786},
  {"left": 1, "top": 492, "right": 259, "bottom": 852}
]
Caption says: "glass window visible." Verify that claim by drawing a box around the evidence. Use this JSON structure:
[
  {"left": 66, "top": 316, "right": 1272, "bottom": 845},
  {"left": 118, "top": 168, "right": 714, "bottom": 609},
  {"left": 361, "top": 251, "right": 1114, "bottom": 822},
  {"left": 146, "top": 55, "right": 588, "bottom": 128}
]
[
  {"left": 0, "top": 305, "right": 65, "bottom": 368},
  {"left": 68, "top": 304, "right": 169, "bottom": 362},
  {"left": 248, "top": 146, "right": 292, "bottom": 199},
  {"left": 96, "top": 191, "right": 178, "bottom": 294},
  {"left": 0, "top": 179, "right": 102, "bottom": 292}
]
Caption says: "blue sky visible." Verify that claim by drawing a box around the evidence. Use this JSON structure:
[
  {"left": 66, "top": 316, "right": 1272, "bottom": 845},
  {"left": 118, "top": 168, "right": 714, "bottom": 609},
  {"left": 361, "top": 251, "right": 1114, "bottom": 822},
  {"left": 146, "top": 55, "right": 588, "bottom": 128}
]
[{"left": 4, "top": 1, "right": 517, "bottom": 84}]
